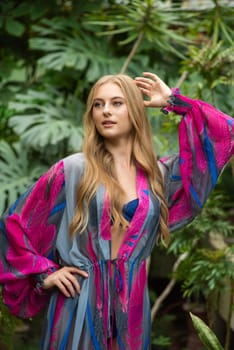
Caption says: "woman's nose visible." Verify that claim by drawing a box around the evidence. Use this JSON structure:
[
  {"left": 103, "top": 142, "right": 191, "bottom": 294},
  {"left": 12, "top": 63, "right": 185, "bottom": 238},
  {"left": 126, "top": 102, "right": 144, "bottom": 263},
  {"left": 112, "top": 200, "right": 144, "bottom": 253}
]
[{"left": 103, "top": 103, "right": 111, "bottom": 116}]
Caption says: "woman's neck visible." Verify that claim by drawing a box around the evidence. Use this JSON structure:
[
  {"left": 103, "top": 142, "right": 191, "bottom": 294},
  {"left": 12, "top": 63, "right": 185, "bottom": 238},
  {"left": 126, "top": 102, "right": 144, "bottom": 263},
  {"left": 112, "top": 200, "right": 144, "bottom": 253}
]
[{"left": 104, "top": 138, "right": 133, "bottom": 168}]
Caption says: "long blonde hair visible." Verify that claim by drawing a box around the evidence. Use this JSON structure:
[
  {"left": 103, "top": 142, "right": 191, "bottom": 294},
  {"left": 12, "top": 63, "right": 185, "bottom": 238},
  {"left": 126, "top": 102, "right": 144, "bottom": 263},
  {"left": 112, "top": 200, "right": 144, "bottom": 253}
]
[{"left": 69, "top": 74, "right": 170, "bottom": 244}]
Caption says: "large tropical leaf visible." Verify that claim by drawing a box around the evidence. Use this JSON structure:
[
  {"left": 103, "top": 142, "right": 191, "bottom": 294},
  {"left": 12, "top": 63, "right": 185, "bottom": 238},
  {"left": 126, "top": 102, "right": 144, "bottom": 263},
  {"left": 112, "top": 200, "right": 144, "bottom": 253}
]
[
  {"left": 29, "top": 17, "right": 124, "bottom": 81},
  {"left": 8, "top": 88, "right": 84, "bottom": 152},
  {"left": 0, "top": 141, "right": 47, "bottom": 214}
]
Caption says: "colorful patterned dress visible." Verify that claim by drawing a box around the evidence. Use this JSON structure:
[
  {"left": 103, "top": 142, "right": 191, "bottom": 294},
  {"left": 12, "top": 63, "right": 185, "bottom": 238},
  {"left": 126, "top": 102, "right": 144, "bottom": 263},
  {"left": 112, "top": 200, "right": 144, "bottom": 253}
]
[{"left": 0, "top": 90, "right": 233, "bottom": 350}]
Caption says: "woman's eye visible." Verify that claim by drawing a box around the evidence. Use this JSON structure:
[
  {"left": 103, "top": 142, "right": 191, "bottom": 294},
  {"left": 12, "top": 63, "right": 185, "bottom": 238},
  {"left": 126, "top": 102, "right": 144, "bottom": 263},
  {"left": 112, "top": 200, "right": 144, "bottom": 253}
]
[
  {"left": 93, "top": 102, "right": 103, "bottom": 108},
  {"left": 113, "top": 101, "right": 122, "bottom": 107}
]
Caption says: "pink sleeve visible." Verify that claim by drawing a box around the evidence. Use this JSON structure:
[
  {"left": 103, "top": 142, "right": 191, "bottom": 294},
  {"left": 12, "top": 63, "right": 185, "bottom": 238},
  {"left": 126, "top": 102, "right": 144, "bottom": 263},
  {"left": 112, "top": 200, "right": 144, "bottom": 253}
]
[
  {"left": 0, "top": 160, "right": 65, "bottom": 318},
  {"left": 160, "top": 89, "right": 234, "bottom": 231}
]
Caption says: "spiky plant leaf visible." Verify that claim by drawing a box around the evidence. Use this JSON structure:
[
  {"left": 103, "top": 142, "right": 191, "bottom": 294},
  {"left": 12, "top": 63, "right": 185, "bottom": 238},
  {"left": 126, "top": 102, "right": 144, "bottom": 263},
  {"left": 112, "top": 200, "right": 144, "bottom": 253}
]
[
  {"left": 85, "top": 0, "right": 195, "bottom": 58},
  {"left": 182, "top": 41, "right": 234, "bottom": 86},
  {"left": 190, "top": 312, "right": 224, "bottom": 350}
]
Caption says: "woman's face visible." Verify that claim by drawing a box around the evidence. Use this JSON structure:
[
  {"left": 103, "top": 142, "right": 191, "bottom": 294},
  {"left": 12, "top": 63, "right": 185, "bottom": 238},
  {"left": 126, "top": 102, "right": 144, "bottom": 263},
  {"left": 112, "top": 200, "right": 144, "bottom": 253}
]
[{"left": 92, "top": 82, "right": 133, "bottom": 142}]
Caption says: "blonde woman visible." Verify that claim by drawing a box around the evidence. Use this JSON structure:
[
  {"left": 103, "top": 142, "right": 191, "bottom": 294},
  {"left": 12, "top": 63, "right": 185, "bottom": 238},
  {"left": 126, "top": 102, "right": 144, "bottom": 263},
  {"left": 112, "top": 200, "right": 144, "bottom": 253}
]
[{"left": 0, "top": 72, "right": 233, "bottom": 350}]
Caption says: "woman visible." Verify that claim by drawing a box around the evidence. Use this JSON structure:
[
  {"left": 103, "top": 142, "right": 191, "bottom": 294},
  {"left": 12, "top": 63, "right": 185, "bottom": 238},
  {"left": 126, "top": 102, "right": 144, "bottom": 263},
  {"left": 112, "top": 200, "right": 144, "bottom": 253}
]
[{"left": 0, "top": 72, "right": 233, "bottom": 350}]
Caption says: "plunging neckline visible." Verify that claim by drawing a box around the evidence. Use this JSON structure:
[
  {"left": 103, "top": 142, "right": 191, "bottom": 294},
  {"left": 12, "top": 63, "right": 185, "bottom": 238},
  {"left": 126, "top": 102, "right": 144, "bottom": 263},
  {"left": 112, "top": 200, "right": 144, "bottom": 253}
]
[{"left": 99, "top": 167, "right": 150, "bottom": 261}]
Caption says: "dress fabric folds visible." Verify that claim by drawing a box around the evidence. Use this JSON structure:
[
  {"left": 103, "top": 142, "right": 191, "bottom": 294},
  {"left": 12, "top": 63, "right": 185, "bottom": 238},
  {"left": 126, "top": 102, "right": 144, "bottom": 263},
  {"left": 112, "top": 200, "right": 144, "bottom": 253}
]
[{"left": 0, "top": 91, "right": 233, "bottom": 350}]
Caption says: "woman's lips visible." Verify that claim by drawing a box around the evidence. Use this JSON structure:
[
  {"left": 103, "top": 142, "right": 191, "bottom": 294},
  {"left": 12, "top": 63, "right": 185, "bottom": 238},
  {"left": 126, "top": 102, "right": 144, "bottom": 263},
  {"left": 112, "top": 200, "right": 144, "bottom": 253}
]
[{"left": 102, "top": 120, "right": 116, "bottom": 126}]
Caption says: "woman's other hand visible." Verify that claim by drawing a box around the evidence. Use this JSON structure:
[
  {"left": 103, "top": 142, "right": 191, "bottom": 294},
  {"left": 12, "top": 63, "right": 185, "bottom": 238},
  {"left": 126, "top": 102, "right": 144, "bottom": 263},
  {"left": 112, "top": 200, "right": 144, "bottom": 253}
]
[
  {"left": 135, "top": 72, "right": 172, "bottom": 108},
  {"left": 42, "top": 266, "right": 88, "bottom": 298}
]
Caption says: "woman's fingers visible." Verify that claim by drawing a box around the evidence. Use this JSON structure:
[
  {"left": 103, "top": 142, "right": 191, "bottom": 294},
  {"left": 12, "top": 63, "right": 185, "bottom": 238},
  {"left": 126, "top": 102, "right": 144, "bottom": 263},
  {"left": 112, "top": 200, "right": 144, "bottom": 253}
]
[
  {"left": 134, "top": 78, "right": 156, "bottom": 102},
  {"left": 135, "top": 72, "right": 172, "bottom": 108},
  {"left": 142, "top": 71, "right": 159, "bottom": 80},
  {"left": 135, "top": 72, "right": 158, "bottom": 85},
  {"left": 42, "top": 266, "right": 88, "bottom": 298},
  {"left": 56, "top": 279, "right": 74, "bottom": 298},
  {"left": 135, "top": 77, "right": 155, "bottom": 90},
  {"left": 59, "top": 271, "right": 80, "bottom": 297},
  {"left": 66, "top": 266, "right": 88, "bottom": 278},
  {"left": 135, "top": 73, "right": 164, "bottom": 92}
]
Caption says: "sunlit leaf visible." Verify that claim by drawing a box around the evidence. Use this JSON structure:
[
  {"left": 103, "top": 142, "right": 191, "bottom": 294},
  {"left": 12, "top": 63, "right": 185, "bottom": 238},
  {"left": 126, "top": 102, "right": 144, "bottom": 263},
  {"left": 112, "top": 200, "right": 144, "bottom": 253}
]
[{"left": 190, "top": 313, "right": 224, "bottom": 350}]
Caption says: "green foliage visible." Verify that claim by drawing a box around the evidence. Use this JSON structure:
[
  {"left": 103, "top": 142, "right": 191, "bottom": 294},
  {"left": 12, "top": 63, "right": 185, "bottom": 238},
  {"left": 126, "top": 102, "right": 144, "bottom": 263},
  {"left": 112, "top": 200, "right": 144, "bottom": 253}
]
[
  {"left": 0, "top": 1, "right": 26, "bottom": 37},
  {"left": 181, "top": 249, "right": 234, "bottom": 299},
  {"left": 29, "top": 18, "right": 124, "bottom": 81},
  {"left": 168, "top": 191, "right": 234, "bottom": 313},
  {"left": 0, "top": 291, "right": 17, "bottom": 349},
  {"left": 190, "top": 312, "right": 224, "bottom": 350},
  {"left": 152, "top": 335, "right": 172, "bottom": 347},
  {"left": 0, "top": 141, "right": 48, "bottom": 214},
  {"left": 8, "top": 88, "right": 84, "bottom": 153},
  {"left": 86, "top": 0, "right": 194, "bottom": 57},
  {"left": 205, "top": 2, "right": 234, "bottom": 44},
  {"left": 182, "top": 41, "right": 234, "bottom": 89},
  {"left": 151, "top": 313, "right": 175, "bottom": 348},
  {"left": 169, "top": 193, "right": 234, "bottom": 255}
]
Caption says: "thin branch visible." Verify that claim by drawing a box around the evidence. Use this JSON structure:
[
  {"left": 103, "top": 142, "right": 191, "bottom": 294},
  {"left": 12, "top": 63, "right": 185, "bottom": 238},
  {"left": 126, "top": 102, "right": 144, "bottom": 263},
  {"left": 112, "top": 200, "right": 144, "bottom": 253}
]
[
  {"left": 151, "top": 252, "right": 188, "bottom": 322},
  {"left": 175, "top": 70, "right": 188, "bottom": 88},
  {"left": 119, "top": 31, "right": 145, "bottom": 74},
  {"left": 146, "top": 256, "right": 151, "bottom": 276}
]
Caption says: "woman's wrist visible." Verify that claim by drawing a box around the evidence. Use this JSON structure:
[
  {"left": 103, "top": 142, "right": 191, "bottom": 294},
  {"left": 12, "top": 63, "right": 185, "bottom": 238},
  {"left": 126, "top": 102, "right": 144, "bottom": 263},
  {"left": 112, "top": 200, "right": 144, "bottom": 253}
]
[
  {"left": 33, "top": 267, "right": 57, "bottom": 294},
  {"left": 161, "top": 88, "right": 193, "bottom": 115},
  {"left": 161, "top": 91, "right": 173, "bottom": 107}
]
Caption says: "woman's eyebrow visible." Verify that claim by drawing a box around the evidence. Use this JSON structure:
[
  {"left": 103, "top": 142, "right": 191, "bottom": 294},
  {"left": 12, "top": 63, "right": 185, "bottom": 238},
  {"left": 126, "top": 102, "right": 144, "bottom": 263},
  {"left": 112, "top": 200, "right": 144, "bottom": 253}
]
[{"left": 93, "top": 96, "right": 125, "bottom": 101}]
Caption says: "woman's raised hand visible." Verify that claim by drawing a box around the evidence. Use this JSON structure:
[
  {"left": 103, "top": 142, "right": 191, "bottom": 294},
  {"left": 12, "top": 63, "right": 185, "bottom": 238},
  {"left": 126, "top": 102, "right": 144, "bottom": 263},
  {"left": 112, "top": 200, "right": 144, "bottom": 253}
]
[
  {"left": 42, "top": 266, "right": 88, "bottom": 298},
  {"left": 135, "top": 72, "right": 172, "bottom": 108}
]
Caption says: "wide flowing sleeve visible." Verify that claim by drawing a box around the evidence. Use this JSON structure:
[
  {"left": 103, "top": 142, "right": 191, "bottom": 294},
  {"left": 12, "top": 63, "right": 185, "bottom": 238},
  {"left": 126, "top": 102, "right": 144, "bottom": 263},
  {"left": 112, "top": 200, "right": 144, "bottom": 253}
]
[
  {"left": 159, "top": 88, "right": 234, "bottom": 232},
  {"left": 0, "top": 160, "right": 66, "bottom": 318}
]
